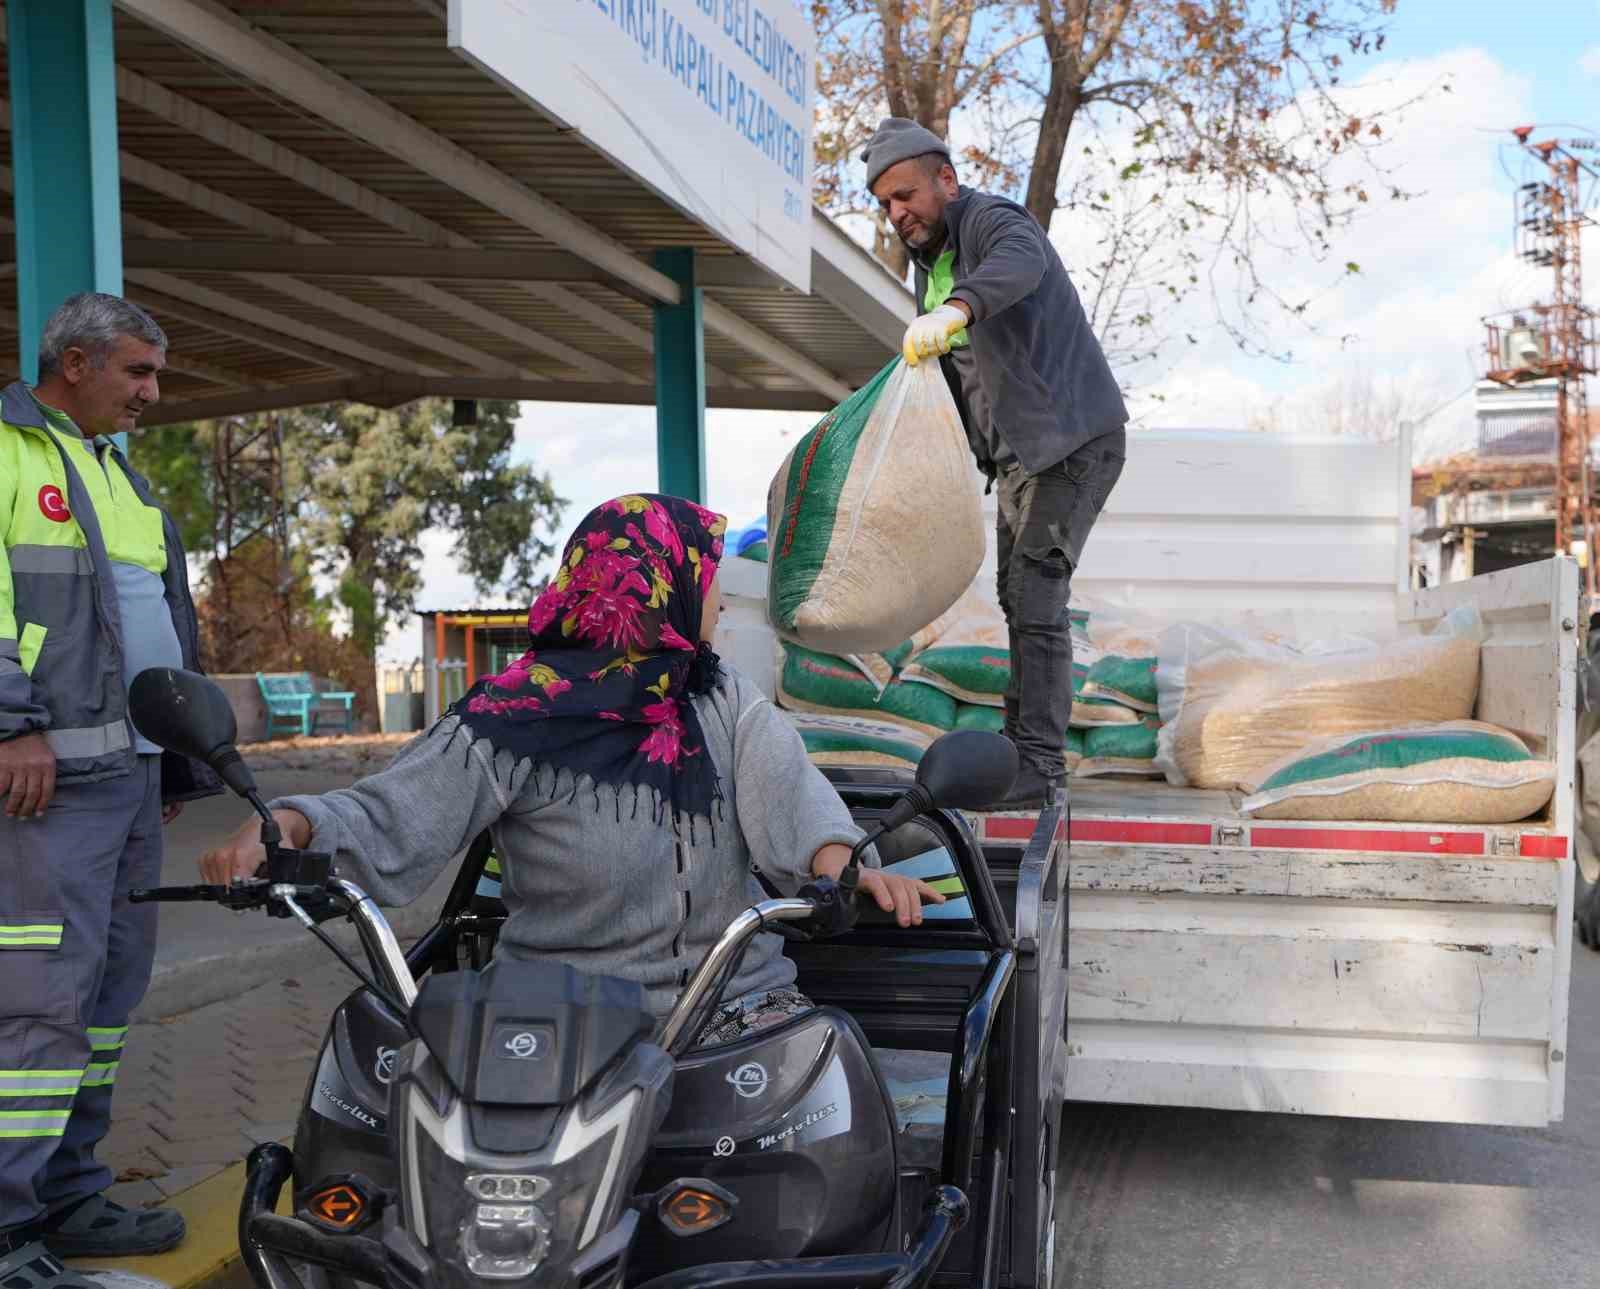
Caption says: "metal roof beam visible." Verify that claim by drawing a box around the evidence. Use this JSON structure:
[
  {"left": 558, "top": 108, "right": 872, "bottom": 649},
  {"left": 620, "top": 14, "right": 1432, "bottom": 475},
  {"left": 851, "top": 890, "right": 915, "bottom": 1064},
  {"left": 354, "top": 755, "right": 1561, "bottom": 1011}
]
[
  {"left": 114, "top": 0, "right": 682, "bottom": 301},
  {"left": 95, "top": 237, "right": 775, "bottom": 289},
  {"left": 700, "top": 298, "right": 851, "bottom": 404},
  {"left": 141, "top": 376, "right": 832, "bottom": 427},
  {"left": 128, "top": 270, "right": 432, "bottom": 374},
  {"left": 124, "top": 284, "right": 375, "bottom": 375},
  {"left": 116, "top": 142, "right": 632, "bottom": 382},
  {"left": 111, "top": 0, "right": 843, "bottom": 397},
  {"left": 107, "top": 59, "right": 699, "bottom": 377}
]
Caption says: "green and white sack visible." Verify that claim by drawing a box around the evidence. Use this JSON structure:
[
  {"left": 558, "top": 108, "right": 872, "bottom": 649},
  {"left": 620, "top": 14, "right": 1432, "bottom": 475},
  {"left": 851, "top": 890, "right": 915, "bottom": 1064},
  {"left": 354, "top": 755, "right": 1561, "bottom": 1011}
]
[
  {"left": 1076, "top": 719, "right": 1163, "bottom": 778},
  {"left": 954, "top": 704, "right": 1006, "bottom": 734},
  {"left": 777, "top": 643, "right": 958, "bottom": 738},
  {"left": 789, "top": 712, "right": 931, "bottom": 771},
  {"left": 1082, "top": 654, "right": 1158, "bottom": 713},
  {"left": 1240, "top": 721, "right": 1556, "bottom": 823},
  {"left": 899, "top": 591, "right": 1010, "bottom": 705},
  {"left": 767, "top": 359, "right": 984, "bottom": 654}
]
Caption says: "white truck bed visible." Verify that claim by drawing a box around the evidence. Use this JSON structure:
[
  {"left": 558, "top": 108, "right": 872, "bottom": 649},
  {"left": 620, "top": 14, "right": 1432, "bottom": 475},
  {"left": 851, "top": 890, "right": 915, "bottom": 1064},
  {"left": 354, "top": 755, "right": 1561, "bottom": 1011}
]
[{"left": 718, "top": 430, "right": 1577, "bottom": 1126}]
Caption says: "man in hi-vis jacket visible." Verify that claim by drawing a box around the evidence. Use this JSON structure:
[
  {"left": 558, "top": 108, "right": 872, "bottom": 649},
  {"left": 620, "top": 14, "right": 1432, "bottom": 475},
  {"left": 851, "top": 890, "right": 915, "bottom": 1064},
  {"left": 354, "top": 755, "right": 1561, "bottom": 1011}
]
[{"left": 0, "top": 293, "right": 219, "bottom": 1288}]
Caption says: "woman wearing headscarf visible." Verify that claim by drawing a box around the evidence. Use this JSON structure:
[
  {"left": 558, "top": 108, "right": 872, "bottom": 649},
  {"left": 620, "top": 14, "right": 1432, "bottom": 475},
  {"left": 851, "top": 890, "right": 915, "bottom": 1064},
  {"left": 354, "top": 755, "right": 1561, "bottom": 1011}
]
[{"left": 198, "top": 494, "right": 940, "bottom": 1042}]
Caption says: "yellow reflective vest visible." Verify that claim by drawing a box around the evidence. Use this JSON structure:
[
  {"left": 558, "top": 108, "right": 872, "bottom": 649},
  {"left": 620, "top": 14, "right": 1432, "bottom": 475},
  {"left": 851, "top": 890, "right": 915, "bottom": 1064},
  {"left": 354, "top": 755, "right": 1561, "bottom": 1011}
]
[{"left": 0, "top": 381, "right": 218, "bottom": 798}]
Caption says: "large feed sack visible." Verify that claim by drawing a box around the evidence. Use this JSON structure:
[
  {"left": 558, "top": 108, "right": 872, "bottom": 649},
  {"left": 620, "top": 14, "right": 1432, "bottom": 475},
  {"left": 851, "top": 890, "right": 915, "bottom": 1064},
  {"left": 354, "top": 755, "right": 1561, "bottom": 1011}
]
[
  {"left": 1155, "top": 608, "right": 1485, "bottom": 790},
  {"left": 767, "top": 358, "right": 984, "bottom": 654},
  {"left": 899, "top": 589, "right": 1010, "bottom": 704},
  {"left": 788, "top": 712, "right": 931, "bottom": 771},
  {"left": 1078, "top": 720, "right": 1162, "bottom": 777},
  {"left": 1240, "top": 722, "right": 1555, "bottom": 823},
  {"left": 777, "top": 643, "right": 958, "bottom": 737}
]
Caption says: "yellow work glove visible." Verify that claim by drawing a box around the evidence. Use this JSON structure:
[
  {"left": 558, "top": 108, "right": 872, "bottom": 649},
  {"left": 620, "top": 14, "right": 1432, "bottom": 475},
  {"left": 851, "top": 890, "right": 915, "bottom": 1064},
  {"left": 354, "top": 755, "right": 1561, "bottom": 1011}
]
[{"left": 901, "top": 304, "right": 969, "bottom": 367}]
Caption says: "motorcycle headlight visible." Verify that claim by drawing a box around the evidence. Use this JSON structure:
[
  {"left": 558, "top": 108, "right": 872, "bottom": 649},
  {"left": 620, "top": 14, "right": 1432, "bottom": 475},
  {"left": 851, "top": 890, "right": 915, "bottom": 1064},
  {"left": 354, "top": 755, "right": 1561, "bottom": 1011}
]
[
  {"left": 398, "top": 1081, "right": 645, "bottom": 1286},
  {"left": 460, "top": 1200, "right": 552, "bottom": 1279}
]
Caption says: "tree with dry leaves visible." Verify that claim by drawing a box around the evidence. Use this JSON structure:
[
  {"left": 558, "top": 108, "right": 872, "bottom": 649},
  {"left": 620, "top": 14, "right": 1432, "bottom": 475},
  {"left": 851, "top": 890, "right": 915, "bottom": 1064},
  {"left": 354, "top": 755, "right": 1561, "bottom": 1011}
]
[{"left": 813, "top": 0, "right": 1428, "bottom": 368}]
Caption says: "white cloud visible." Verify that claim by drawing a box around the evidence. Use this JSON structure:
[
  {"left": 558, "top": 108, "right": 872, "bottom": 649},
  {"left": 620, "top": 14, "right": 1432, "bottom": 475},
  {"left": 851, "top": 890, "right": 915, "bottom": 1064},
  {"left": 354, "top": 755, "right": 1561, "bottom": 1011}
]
[{"left": 1581, "top": 46, "right": 1600, "bottom": 77}]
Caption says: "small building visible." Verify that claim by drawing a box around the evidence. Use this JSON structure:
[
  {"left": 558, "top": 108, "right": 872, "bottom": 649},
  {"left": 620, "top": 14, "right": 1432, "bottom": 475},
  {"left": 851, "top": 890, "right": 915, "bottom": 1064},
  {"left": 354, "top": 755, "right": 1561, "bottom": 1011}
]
[
  {"left": 1412, "top": 381, "right": 1571, "bottom": 585},
  {"left": 418, "top": 608, "right": 533, "bottom": 725}
]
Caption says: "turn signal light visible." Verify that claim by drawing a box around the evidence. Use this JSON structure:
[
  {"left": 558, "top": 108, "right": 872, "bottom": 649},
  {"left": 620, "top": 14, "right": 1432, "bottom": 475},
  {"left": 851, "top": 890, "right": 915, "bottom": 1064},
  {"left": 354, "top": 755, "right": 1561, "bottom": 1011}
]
[
  {"left": 309, "top": 1184, "right": 366, "bottom": 1228},
  {"left": 297, "top": 1173, "right": 383, "bottom": 1234},
  {"left": 657, "top": 1178, "right": 736, "bottom": 1237}
]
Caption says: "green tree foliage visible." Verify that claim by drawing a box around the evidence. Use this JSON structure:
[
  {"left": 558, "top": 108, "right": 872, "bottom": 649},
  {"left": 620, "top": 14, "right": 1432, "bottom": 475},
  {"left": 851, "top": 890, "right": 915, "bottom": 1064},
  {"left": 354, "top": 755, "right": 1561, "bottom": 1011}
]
[{"left": 131, "top": 398, "right": 565, "bottom": 711}]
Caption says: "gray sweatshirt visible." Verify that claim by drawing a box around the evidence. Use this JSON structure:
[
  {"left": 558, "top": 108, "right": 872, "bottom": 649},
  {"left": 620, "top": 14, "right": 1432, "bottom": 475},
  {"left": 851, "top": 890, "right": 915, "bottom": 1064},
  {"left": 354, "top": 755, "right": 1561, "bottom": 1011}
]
[{"left": 271, "top": 666, "right": 873, "bottom": 1018}]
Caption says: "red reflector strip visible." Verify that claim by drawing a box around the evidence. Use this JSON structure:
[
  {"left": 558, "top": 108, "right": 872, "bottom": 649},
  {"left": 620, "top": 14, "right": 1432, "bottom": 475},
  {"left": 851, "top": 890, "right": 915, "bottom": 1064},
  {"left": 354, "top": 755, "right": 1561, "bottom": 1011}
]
[
  {"left": 983, "top": 815, "right": 1040, "bottom": 841},
  {"left": 1070, "top": 820, "right": 1214, "bottom": 846},
  {"left": 1249, "top": 827, "right": 1484, "bottom": 855},
  {"left": 1519, "top": 835, "right": 1568, "bottom": 859}
]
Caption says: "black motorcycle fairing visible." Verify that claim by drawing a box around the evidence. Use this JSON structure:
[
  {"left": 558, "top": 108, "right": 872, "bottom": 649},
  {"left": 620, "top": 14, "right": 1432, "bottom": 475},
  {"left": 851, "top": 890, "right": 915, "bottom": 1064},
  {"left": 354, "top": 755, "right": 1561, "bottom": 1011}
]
[
  {"left": 631, "top": 1006, "right": 900, "bottom": 1275},
  {"left": 295, "top": 986, "right": 409, "bottom": 1201},
  {"left": 410, "top": 956, "right": 656, "bottom": 1106},
  {"left": 390, "top": 1009, "right": 674, "bottom": 1289}
]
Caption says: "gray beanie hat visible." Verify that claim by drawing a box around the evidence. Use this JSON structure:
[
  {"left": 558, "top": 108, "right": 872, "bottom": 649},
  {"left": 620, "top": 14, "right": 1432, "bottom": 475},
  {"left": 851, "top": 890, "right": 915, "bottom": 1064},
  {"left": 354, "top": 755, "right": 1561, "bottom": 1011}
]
[{"left": 861, "top": 117, "right": 952, "bottom": 189}]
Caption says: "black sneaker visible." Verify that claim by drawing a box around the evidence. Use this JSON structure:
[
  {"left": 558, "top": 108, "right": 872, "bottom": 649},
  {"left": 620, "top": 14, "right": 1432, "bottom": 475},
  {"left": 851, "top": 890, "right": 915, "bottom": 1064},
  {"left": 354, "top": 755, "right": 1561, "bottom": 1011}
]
[{"left": 992, "top": 765, "right": 1063, "bottom": 810}]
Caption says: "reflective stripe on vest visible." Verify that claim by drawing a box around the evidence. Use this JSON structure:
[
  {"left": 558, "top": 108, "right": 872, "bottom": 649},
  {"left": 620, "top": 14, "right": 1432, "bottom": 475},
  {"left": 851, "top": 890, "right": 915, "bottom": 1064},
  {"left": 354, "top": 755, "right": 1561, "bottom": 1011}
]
[
  {"left": 45, "top": 721, "right": 130, "bottom": 761},
  {"left": 7, "top": 544, "right": 94, "bottom": 576}
]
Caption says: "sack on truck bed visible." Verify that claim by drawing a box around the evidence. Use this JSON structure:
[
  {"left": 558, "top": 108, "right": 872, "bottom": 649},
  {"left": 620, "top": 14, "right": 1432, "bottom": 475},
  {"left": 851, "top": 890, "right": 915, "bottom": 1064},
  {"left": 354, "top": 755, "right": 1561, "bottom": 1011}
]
[
  {"left": 1239, "top": 722, "right": 1556, "bottom": 823},
  {"left": 899, "top": 590, "right": 1010, "bottom": 705},
  {"left": 789, "top": 712, "right": 931, "bottom": 771},
  {"left": 1076, "top": 719, "right": 1163, "bottom": 778},
  {"left": 1082, "top": 653, "right": 1158, "bottom": 713},
  {"left": 1155, "top": 607, "right": 1485, "bottom": 790},
  {"left": 777, "top": 643, "right": 958, "bottom": 737},
  {"left": 767, "top": 359, "right": 984, "bottom": 655}
]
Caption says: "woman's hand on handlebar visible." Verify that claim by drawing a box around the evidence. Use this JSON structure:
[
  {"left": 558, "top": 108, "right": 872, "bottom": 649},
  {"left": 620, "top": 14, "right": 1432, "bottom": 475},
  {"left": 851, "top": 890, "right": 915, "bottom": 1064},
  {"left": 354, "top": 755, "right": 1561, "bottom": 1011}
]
[
  {"left": 198, "top": 808, "right": 313, "bottom": 885},
  {"left": 810, "top": 843, "right": 944, "bottom": 928},
  {"left": 857, "top": 868, "right": 944, "bottom": 927}
]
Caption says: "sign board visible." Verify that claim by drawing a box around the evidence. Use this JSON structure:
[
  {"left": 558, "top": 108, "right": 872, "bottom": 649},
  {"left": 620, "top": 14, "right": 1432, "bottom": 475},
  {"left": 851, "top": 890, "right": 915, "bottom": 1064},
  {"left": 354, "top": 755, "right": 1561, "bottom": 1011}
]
[{"left": 449, "top": 0, "right": 815, "bottom": 292}]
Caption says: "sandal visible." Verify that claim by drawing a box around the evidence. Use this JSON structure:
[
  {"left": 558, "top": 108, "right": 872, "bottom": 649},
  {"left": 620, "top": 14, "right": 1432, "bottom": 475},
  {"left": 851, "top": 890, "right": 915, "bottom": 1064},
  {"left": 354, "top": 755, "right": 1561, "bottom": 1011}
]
[
  {"left": 0, "top": 1240, "right": 103, "bottom": 1289},
  {"left": 40, "top": 1195, "right": 185, "bottom": 1258}
]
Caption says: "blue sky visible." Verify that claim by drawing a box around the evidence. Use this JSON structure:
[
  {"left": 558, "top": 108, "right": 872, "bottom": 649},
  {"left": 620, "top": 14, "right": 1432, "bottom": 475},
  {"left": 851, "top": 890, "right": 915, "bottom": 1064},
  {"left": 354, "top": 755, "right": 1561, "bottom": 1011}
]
[
  {"left": 1380, "top": 0, "right": 1596, "bottom": 129},
  {"left": 386, "top": 0, "right": 1600, "bottom": 658}
]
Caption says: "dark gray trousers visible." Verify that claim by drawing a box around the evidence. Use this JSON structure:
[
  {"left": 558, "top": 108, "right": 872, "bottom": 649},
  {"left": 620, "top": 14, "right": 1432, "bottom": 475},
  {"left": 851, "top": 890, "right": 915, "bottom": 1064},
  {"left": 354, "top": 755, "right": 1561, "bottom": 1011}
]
[
  {"left": 0, "top": 754, "right": 162, "bottom": 1235},
  {"left": 995, "top": 432, "right": 1126, "bottom": 777}
]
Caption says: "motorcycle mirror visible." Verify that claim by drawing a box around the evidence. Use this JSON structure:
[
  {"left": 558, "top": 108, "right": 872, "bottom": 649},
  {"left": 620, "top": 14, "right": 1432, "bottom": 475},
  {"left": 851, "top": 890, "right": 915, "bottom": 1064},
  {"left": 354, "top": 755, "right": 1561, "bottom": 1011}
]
[
  {"left": 129, "top": 667, "right": 259, "bottom": 801},
  {"left": 915, "top": 730, "right": 1019, "bottom": 811}
]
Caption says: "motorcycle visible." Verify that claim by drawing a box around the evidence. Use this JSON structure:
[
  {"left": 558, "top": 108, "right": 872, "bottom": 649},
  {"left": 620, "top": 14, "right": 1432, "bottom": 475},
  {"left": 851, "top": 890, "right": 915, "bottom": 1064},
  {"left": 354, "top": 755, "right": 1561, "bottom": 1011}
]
[{"left": 126, "top": 667, "right": 1060, "bottom": 1289}]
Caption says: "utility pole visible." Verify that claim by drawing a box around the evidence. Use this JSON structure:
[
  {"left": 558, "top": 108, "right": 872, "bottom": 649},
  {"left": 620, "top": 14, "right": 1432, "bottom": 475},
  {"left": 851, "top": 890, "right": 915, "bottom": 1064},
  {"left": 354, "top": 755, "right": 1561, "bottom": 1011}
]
[{"left": 1483, "top": 130, "right": 1597, "bottom": 604}]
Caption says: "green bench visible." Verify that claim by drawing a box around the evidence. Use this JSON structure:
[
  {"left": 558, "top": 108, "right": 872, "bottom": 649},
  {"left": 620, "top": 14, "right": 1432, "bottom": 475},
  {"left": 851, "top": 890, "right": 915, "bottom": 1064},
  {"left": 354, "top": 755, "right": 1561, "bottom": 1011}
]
[{"left": 256, "top": 672, "right": 356, "bottom": 738}]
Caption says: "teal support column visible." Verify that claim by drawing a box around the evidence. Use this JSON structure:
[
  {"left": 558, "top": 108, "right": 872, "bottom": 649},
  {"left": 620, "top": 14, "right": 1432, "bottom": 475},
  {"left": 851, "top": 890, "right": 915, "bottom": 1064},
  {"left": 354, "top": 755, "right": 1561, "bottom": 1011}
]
[
  {"left": 8, "top": 0, "right": 123, "bottom": 387},
  {"left": 652, "top": 248, "right": 706, "bottom": 503}
]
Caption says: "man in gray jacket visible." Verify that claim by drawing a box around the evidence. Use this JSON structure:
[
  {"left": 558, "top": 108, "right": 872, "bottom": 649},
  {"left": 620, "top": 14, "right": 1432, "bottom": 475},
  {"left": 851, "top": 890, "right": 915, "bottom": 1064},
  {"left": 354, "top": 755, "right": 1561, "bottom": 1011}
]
[{"left": 864, "top": 117, "right": 1128, "bottom": 808}]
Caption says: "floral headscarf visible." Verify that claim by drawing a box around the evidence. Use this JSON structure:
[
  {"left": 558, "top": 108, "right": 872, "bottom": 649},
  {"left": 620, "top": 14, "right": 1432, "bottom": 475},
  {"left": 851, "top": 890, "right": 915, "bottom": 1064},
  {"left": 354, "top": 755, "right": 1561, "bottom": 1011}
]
[{"left": 450, "top": 494, "right": 729, "bottom": 821}]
